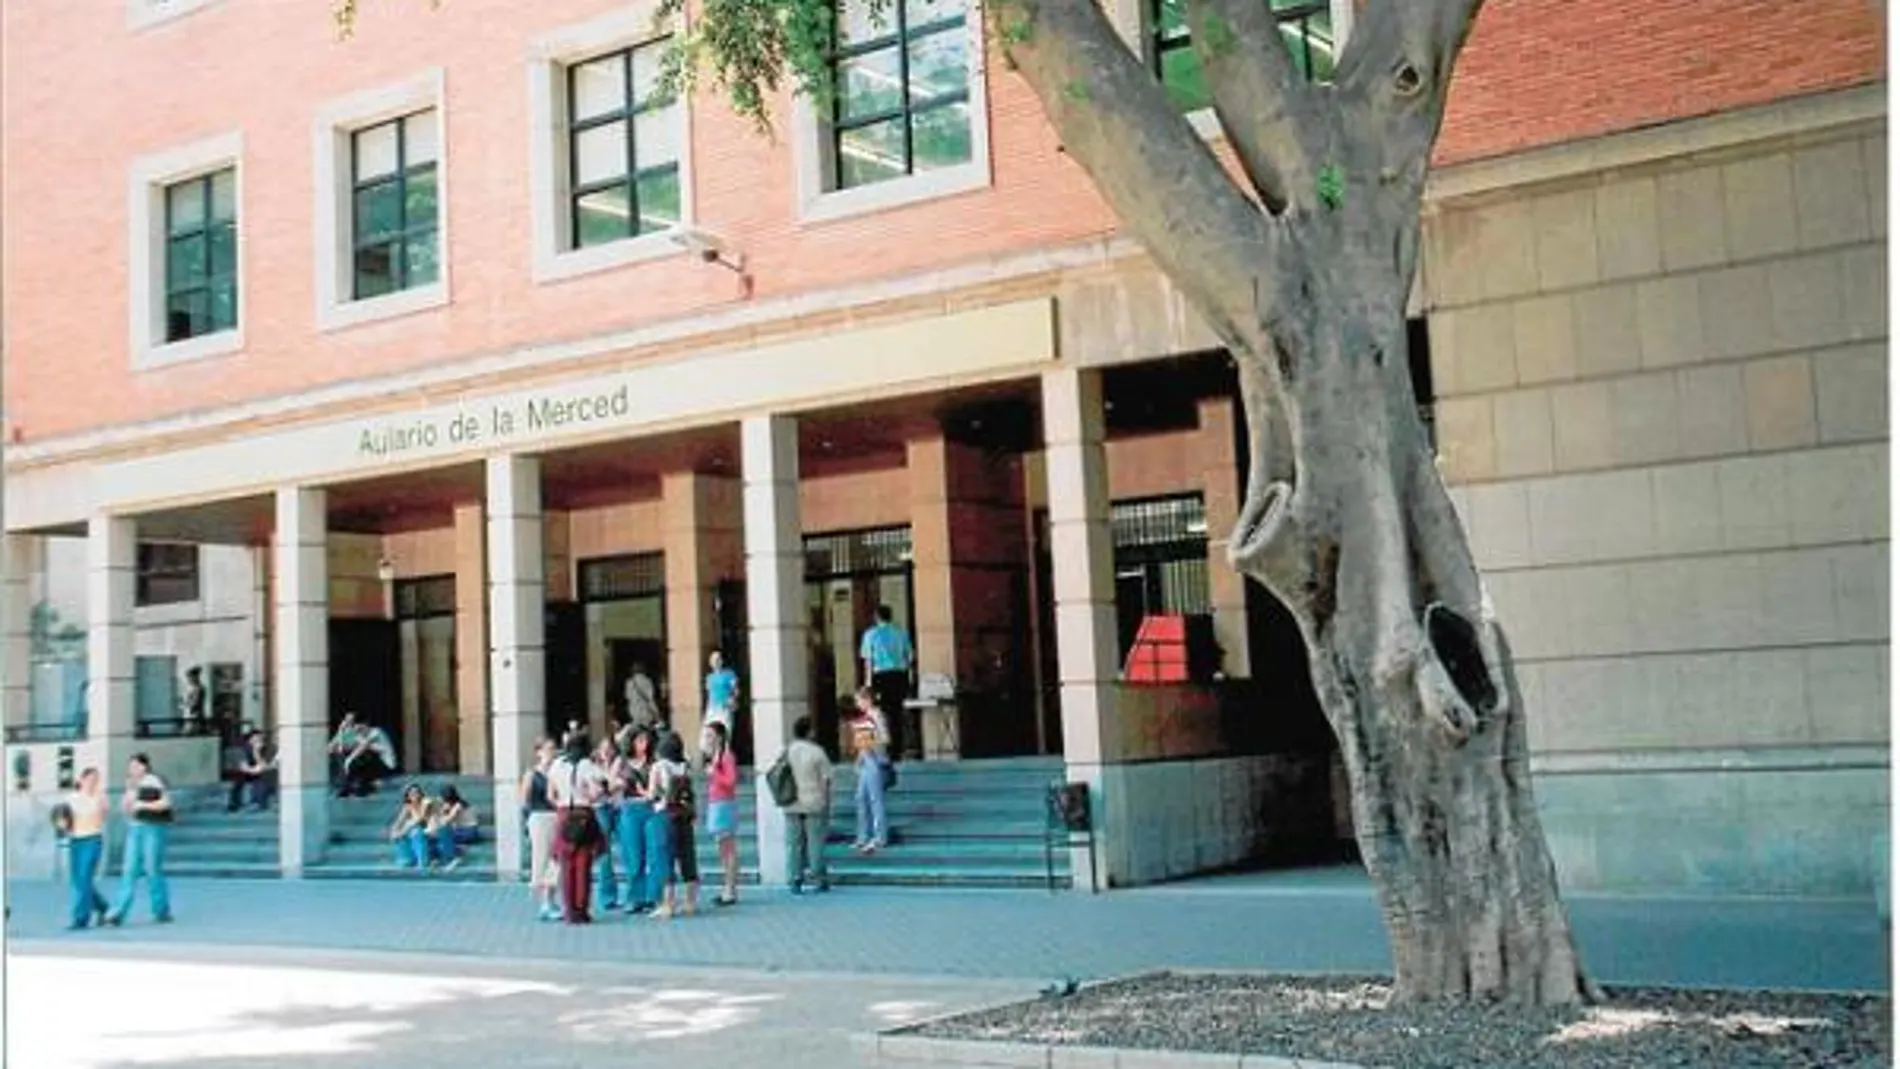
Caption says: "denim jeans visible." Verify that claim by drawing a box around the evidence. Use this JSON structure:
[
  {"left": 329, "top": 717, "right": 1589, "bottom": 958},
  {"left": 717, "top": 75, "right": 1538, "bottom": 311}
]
[
  {"left": 431, "top": 825, "right": 478, "bottom": 863},
  {"left": 616, "top": 802, "right": 651, "bottom": 907},
  {"left": 591, "top": 804, "right": 618, "bottom": 906},
  {"left": 393, "top": 827, "right": 429, "bottom": 867},
  {"left": 644, "top": 808, "right": 674, "bottom": 906},
  {"left": 110, "top": 823, "right": 171, "bottom": 922},
  {"left": 854, "top": 755, "right": 888, "bottom": 846},
  {"left": 67, "top": 835, "right": 106, "bottom": 928},
  {"left": 789, "top": 808, "right": 830, "bottom": 888}
]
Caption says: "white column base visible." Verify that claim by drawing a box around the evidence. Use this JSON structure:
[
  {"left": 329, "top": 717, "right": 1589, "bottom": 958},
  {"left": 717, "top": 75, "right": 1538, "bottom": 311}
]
[
  {"left": 493, "top": 773, "right": 527, "bottom": 881},
  {"left": 279, "top": 784, "right": 331, "bottom": 877}
]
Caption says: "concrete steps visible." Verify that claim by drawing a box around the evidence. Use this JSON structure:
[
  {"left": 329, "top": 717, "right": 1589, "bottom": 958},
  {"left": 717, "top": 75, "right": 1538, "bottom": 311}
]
[{"left": 137, "top": 757, "right": 1075, "bottom": 889}]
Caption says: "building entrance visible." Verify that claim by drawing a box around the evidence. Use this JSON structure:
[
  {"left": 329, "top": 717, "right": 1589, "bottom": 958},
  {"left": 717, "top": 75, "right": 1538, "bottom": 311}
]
[{"left": 804, "top": 526, "right": 913, "bottom": 760}]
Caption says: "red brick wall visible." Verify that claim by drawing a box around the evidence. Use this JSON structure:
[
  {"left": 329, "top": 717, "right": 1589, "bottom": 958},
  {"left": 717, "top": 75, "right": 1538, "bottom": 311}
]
[
  {"left": 1440, "top": 0, "right": 1884, "bottom": 165},
  {"left": 1, "top": 0, "right": 1882, "bottom": 441}
]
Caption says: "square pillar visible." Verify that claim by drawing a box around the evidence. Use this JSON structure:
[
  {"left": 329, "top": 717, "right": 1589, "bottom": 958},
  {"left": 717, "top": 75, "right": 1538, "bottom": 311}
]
[
  {"left": 1198, "top": 395, "right": 1251, "bottom": 678},
  {"left": 274, "top": 488, "right": 330, "bottom": 876},
  {"left": 663, "top": 471, "right": 741, "bottom": 749},
  {"left": 487, "top": 455, "right": 546, "bottom": 880},
  {"left": 1042, "top": 369, "right": 1119, "bottom": 892},
  {"left": 743, "top": 415, "right": 809, "bottom": 887},
  {"left": 453, "top": 502, "right": 489, "bottom": 773},
  {"left": 2, "top": 536, "right": 40, "bottom": 733},
  {"left": 86, "top": 515, "right": 137, "bottom": 781}
]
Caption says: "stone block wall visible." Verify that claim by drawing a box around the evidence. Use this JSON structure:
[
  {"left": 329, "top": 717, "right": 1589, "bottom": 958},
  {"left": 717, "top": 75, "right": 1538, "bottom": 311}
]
[{"left": 1424, "top": 99, "right": 1888, "bottom": 897}]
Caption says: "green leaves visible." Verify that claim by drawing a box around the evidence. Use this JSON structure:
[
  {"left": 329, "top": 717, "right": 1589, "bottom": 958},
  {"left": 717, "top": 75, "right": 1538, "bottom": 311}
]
[{"left": 1316, "top": 163, "right": 1345, "bottom": 210}]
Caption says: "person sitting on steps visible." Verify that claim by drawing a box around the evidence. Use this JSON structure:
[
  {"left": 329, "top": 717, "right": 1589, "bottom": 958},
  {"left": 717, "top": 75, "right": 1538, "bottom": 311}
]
[
  {"left": 389, "top": 784, "right": 435, "bottom": 870},
  {"left": 429, "top": 785, "right": 479, "bottom": 871}
]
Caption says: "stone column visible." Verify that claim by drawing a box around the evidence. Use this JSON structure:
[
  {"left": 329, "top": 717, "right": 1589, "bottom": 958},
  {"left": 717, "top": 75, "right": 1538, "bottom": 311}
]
[
  {"left": 274, "top": 488, "right": 330, "bottom": 876},
  {"left": 663, "top": 472, "right": 742, "bottom": 751},
  {"left": 249, "top": 545, "right": 272, "bottom": 733},
  {"left": 2, "top": 535, "right": 40, "bottom": 734},
  {"left": 743, "top": 415, "right": 809, "bottom": 886},
  {"left": 86, "top": 516, "right": 137, "bottom": 784},
  {"left": 487, "top": 455, "right": 546, "bottom": 880},
  {"left": 453, "top": 502, "right": 489, "bottom": 774},
  {"left": 1198, "top": 395, "right": 1251, "bottom": 679},
  {"left": 1042, "top": 369, "right": 1119, "bottom": 892}
]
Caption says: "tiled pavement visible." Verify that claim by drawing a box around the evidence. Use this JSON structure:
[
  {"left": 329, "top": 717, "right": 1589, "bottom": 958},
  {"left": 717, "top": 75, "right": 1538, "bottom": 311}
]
[{"left": 6, "top": 869, "right": 1887, "bottom": 993}]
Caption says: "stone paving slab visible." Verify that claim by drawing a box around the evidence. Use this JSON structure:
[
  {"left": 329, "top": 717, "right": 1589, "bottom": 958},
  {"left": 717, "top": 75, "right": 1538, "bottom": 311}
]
[{"left": 5, "top": 874, "right": 1886, "bottom": 993}]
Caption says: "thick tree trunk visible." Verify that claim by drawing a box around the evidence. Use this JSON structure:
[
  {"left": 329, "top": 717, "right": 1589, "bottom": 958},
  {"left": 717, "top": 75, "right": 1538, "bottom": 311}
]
[{"left": 997, "top": 0, "right": 1594, "bottom": 1004}]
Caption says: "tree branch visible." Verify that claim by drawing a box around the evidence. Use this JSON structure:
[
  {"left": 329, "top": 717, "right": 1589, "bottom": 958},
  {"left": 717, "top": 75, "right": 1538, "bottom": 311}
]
[
  {"left": 1180, "top": 0, "right": 1317, "bottom": 214},
  {"left": 1333, "top": 0, "right": 1488, "bottom": 193},
  {"left": 998, "top": 0, "right": 1285, "bottom": 338}
]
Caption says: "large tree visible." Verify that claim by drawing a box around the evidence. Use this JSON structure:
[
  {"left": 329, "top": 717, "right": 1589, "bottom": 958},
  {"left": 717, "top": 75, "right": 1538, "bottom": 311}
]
[{"left": 338, "top": 0, "right": 1594, "bottom": 1004}]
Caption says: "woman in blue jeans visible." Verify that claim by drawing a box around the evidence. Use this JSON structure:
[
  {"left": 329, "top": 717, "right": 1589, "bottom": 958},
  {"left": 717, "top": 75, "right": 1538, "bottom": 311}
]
[
  {"left": 63, "top": 768, "right": 110, "bottom": 929},
  {"left": 615, "top": 728, "right": 656, "bottom": 913},
  {"left": 849, "top": 688, "right": 891, "bottom": 852},
  {"left": 589, "top": 738, "right": 621, "bottom": 907}
]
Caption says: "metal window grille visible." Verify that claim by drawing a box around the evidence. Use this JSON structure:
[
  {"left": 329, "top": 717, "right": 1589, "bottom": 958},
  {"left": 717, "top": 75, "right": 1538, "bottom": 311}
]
[
  {"left": 578, "top": 553, "right": 667, "bottom": 602},
  {"left": 1112, "top": 495, "right": 1211, "bottom": 617},
  {"left": 394, "top": 575, "right": 457, "bottom": 619},
  {"left": 804, "top": 526, "right": 913, "bottom": 577},
  {"left": 566, "top": 39, "right": 682, "bottom": 249}
]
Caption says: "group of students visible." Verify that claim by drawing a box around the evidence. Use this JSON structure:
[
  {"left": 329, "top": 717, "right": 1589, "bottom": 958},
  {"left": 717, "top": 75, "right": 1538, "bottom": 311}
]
[
  {"left": 519, "top": 721, "right": 731, "bottom": 923},
  {"left": 387, "top": 783, "right": 482, "bottom": 871}
]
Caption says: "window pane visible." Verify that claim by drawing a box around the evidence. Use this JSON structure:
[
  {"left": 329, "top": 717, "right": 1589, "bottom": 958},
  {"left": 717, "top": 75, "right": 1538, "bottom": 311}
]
[
  {"left": 1160, "top": 46, "right": 1211, "bottom": 112},
  {"left": 631, "top": 44, "right": 667, "bottom": 108},
  {"left": 167, "top": 180, "right": 205, "bottom": 235},
  {"left": 165, "top": 290, "right": 209, "bottom": 342},
  {"left": 354, "top": 243, "right": 397, "bottom": 298},
  {"left": 838, "top": 118, "right": 907, "bottom": 189},
  {"left": 354, "top": 181, "right": 404, "bottom": 242},
  {"left": 354, "top": 121, "right": 400, "bottom": 181},
  {"left": 404, "top": 233, "right": 439, "bottom": 288},
  {"left": 572, "top": 54, "right": 627, "bottom": 121},
  {"left": 633, "top": 106, "right": 679, "bottom": 167},
  {"left": 905, "top": 0, "right": 964, "bottom": 29},
  {"left": 906, "top": 28, "right": 967, "bottom": 102},
  {"left": 574, "top": 185, "right": 632, "bottom": 247},
  {"left": 209, "top": 168, "right": 237, "bottom": 222},
  {"left": 207, "top": 222, "right": 237, "bottom": 277},
  {"left": 575, "top": 120, "right": 630, "bottom": 186},
  {"left": 210, "top": 278, "right": 238, "bottom": 331},
  {"left": 167, "top": 234, "right": 207, "bottom": 290},
  {"left": 837, "top": 48, "right": 904, "bottom": 122},
  {"left": 404, "top": 166, "right": 439, "bottom": 228},
  {"left": 837, "top": 0, "right": 889, "bottom": 46},
  {"left": 911, "top": 101, "right": 971, "bottom": 171},
  {"left": 635, "top": 167, "right": 680, "bottom": 234},
  {"left": 404, "top": 110, "right": 439, "bottom": 165}
]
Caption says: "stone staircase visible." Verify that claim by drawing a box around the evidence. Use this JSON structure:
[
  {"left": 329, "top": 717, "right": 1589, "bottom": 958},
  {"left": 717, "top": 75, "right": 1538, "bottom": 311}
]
[{"left": 144, "top": 758, "right": 1074, "bottom": 889}]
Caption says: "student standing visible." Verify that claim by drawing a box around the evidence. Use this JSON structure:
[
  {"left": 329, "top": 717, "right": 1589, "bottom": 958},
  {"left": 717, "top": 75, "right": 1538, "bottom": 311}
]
[
  {"left": 848, "top": 689, "right": 891, "bottom": 854},
  {"left": 783, "top": 716, "right": 834, "bottom": 894},
  {"left": 646, "top": 732, "right": 699, "bottom": 919},
  {"left": 700, "top": 650, "right": 740, "bottom": 760},
  {"left": 63, "top": 768, "right": 110, "bottom": 930},
  {"left": 859, "top": 606, "right": 914, "bottom": 760},
  {"left": 105, "top": 754, "right": 173, "bottom": 926},
  {"left": 517, "top": 739, "right": 561, "bottom": 921},
  {"left": 704, "top": 722, "right": 741, "bottom": 907},
  {"left": 615, "top": 729, "right": 656, "bottom": 913},
  {"left": 548, "top": 731, "right": 606, "bottom": 924}
]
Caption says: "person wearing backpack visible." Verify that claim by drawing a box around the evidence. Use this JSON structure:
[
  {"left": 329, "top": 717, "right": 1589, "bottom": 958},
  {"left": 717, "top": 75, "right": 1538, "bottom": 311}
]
[
  {"left": 645, "top": 731, "right": 699, "bottom": 919},
  {"left": 779, "top": 715, "right": 834, "bottom": 893}
]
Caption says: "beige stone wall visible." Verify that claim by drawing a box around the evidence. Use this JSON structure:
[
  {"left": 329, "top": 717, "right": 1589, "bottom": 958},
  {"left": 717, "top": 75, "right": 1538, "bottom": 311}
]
[{"left": 1424, "top": 112, "right": 1888, "bottom": 894}]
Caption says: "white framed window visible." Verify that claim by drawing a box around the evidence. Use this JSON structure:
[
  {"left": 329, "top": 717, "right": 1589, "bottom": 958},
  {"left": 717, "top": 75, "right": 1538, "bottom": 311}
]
[
  {"left": 527, "top": 5, "right": 693, "bottom": 285},
  {"left": 312, "top": 70, "right": 450, "bottom": 332},
  {"left": 128, "top": 132, "right": 245, "bottom": 371},
  {"left": 791, "top": 0, "right": 993, "bottom": 225},
  {"left": 127, "top": 0, "right": 224, "bottom": 32}
]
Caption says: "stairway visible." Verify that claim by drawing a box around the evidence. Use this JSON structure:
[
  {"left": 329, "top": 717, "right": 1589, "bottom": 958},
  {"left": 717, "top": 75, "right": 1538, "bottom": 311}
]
[{"left": 141, "top": 757, "right": 1074, "bottom": 890}]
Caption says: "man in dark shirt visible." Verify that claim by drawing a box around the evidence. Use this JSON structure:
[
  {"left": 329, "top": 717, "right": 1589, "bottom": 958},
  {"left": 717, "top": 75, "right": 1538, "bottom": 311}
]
[{"left": 224, "top": 727, "right": 277, "bottom": 812}]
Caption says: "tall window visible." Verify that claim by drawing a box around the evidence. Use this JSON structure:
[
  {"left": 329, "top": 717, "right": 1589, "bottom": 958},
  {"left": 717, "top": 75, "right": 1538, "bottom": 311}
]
[
  {"left": 830, "top": 0, "right": 972, "bottom": 190},
  {"left": 351, "top": 110, "right": 439, "bottom": 299},
  {"left": 163, "top": 168, "right": 237, "bottom": 343},
  {"left": 136, "top": 543, "right": 201, "bottom": 607},
  {"left": 568, "top": 41, "right": 682, "bottom": 248},
  {"left": 1153, "top": 0, "right": 1335, "bottom": 113}
]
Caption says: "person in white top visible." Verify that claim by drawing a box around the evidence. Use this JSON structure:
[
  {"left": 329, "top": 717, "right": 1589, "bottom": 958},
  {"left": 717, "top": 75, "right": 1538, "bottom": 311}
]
[
  {"left": 61, "top": 768, "right": 110, "bottom": 929},
  {"left": 623, "top": 663, "right": 662, "bottom": 731},
  {"left": 547, "top": 731, "right": 607, "bottom": 924}
]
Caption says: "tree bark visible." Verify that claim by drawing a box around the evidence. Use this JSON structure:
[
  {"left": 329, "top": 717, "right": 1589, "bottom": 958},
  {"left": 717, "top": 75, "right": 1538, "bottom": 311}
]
[{"left": 1004, "top": 0, "right": 1596, "bottom": 1004}]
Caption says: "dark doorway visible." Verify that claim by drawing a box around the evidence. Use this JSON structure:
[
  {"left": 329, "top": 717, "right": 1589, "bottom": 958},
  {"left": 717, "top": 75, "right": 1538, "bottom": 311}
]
[
  {"left": 329, "top": 618, "right": 401, "bottom": 758},
  {"left": 544, "top": 602, "right": 587, "bottom": 741}
]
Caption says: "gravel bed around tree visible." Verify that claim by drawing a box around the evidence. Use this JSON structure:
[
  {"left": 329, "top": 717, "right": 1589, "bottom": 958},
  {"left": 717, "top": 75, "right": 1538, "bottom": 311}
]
[{"left": 905, "top": 972, "right": 1891, "bottom": 1068}]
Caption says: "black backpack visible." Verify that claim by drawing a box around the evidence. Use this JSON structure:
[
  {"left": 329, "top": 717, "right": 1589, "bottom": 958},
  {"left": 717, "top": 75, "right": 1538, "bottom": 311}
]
[
  {"left": 665, "top": 766, "right": 696, "bottom": 819},
  {"left": 766, "top": 752, "right": 798, "bottom": 808}
]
